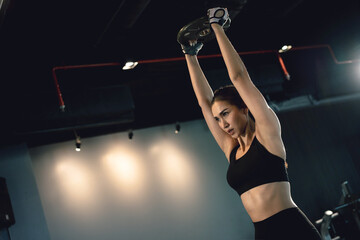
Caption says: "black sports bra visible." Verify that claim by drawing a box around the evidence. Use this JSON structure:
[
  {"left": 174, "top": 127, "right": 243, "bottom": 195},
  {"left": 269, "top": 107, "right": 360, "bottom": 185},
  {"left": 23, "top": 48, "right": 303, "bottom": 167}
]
[{"left": 226, "top": 136, "right": 289, "bottom": 196}]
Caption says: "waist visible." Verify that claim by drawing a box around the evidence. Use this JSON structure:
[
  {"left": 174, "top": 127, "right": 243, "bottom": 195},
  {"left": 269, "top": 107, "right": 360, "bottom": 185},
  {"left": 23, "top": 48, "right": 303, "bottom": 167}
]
[
  {"left": 253, "top": 207, "right": 299, "bottom": 225},
  {"left": 240, "top": 181, "right": 297, "bottom": 222}
]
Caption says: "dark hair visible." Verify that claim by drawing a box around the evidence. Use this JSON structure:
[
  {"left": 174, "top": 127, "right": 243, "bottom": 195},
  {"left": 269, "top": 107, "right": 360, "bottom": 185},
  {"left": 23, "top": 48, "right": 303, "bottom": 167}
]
[{"left": 211, "top": 85, "right": 247, "bottom": 109}]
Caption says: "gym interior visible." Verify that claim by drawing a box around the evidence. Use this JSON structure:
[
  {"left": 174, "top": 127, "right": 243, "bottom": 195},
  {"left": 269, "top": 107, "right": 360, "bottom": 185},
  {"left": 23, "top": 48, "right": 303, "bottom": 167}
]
[{"left": 0, "top": 0, "right": 360, "bottom": 239}]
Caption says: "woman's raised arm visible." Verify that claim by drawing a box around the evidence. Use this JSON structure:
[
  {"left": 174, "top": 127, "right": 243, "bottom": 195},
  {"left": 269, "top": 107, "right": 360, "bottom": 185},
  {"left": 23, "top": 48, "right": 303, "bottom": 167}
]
[
  {"left": 209, "top": 8, "right": 281, "bottom": 138},
  {"left": 183, "top": 46, "right": 235, "bottom": 156}
]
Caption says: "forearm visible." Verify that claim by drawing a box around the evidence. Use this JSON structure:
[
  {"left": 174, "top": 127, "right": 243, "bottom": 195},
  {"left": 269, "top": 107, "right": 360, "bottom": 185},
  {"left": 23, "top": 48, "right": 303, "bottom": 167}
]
[
  {"left": 211, "top": 24, "right": 250, "bottom": 83},
  {"left": 185, "top": 54, "right": 214, "bottom": 107}
]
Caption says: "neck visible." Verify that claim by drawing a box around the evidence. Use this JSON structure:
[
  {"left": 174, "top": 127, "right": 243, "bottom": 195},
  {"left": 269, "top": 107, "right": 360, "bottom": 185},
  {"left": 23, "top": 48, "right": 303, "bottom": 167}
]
[{"left": 237, "top": 118, "right": 255, "bottom": 150}]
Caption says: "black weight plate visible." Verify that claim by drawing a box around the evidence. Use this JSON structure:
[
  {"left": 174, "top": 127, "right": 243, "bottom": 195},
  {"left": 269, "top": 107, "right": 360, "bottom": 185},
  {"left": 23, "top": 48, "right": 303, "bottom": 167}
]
[{"left": 177, "top": 16, "right": 230, "bottom": 45}]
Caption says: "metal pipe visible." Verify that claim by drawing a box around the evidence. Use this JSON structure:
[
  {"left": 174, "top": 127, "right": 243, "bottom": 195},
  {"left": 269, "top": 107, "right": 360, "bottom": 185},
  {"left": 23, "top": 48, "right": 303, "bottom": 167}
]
[
  {"left": 52, "top": 62, "right": 123, "bottom": 111},
  {"left": 52, "top": 68, "right": 65, "bottom": 112},
  {"left": 277, "top": 53, "right": 290, "bottom": 80}
]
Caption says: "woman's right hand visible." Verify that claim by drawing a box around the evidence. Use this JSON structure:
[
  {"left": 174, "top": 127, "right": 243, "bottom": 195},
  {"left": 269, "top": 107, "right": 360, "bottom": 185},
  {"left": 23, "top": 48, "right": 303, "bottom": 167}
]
[{"left": 181, "top": 41, "right": 203, "bottom": 56}]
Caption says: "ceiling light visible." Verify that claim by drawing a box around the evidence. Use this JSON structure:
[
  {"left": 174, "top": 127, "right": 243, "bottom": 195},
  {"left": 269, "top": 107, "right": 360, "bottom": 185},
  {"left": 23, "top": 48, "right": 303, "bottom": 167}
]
[
  {"left": 278, "top": 45, "right": 292, "bottom": 53},
  {"left": 122, "top": 61, "right": 138, "bottom": 70}
]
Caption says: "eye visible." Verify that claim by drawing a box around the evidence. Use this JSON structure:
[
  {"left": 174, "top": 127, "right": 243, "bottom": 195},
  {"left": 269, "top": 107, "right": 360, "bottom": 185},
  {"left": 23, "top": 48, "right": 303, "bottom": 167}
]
[
  {"left": 214, "top": 117, "right": 219, "bottom": 122},
  {"left": 222, "top": 111, "right": 229, "bottom": 117}
]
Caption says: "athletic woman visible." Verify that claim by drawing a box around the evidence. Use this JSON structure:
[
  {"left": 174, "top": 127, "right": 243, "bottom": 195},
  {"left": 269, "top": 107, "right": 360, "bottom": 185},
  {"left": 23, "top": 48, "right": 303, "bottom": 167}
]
[{"left": 180, "top": 7, "right": 321, "bottom": 240}]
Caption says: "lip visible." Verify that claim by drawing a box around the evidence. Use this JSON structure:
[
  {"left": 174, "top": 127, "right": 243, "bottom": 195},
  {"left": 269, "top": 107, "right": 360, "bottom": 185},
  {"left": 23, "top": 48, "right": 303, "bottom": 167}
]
[{"left": 227, "top": 129, "right": 234, "bottom": 135}]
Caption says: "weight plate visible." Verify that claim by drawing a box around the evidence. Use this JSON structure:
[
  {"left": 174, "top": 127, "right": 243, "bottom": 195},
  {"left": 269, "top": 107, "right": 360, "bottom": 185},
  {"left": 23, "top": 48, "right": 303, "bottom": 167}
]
[{"left": 177, "top": 16, "right": 230, "bottom": 45}]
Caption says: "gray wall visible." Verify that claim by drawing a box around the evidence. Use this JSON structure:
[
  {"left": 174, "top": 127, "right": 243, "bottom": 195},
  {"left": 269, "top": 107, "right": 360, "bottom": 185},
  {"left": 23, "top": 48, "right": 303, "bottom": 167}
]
[
  {"left": 0, "top": 144, "right": 50, "bottom": 240},
  {"left": 29, "top": 120, "right": 253, "bottom": 240}
]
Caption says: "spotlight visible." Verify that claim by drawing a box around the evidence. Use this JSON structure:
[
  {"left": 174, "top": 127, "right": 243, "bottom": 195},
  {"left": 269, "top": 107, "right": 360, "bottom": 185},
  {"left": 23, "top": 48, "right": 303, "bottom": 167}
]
[
  {"left": 278, "top": 45, "right": 292, "bottom": 53},
  {"left": 175, "top": 122, "right": 180, "bottom": 134},
  {"left": 75, "top": 141, "right": 81, "bottom": 152},
  {"left": 74, "top": 130, "right": 81, "bottom": 152},
  {"left": 122, "top": 61, "right": 138, "bottom": 70},
  {"left": 128, "top": 130, "right": 134, "bottom": 140}
]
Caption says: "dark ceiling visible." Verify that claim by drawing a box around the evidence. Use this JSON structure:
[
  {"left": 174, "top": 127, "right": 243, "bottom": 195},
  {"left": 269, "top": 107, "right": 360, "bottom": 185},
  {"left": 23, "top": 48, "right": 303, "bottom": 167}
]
[{"left": 0, "top": 0, "right": 359, "bottom": 147}]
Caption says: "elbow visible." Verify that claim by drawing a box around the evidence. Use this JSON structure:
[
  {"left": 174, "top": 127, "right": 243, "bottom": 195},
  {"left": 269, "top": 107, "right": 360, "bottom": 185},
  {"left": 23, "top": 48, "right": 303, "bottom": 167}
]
[
  {"left": 229, "top": 74, "right": 241, "bottom": 83},
  {"left": 229, "top": 71, "right": 244, "bottom": 82},
  {"left": 229, "top": 69, "right": 250, "bottom": 84},
  {"left": 229, "top": 73, "right": 244, "bottom": 83},
  {"left": 229, "top": 74, "right": 254, "bottom": 90}
]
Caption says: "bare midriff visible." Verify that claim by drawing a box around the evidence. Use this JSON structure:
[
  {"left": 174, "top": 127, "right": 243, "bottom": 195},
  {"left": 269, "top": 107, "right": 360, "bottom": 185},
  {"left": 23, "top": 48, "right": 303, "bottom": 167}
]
[{"left": 240, "top": 181, "right": 297, "bottom": 223}]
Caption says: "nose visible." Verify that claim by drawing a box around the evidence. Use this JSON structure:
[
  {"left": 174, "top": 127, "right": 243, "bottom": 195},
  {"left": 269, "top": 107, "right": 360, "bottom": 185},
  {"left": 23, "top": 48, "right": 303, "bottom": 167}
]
[{"left": 220, "top": 119, "right": 229, "bottom": 129}]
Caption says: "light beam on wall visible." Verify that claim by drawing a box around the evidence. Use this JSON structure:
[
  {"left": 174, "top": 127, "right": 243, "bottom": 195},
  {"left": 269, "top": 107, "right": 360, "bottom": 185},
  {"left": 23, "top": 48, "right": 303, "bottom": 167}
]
[
  {"left": 102, "top": 148, "right": 146, "bottom": 198},
  {"left": 150, "top": 141, "right": 198, "bottom": 202},
  {"left": 56, "top": 160, "right": 98, "bottom": 208}
]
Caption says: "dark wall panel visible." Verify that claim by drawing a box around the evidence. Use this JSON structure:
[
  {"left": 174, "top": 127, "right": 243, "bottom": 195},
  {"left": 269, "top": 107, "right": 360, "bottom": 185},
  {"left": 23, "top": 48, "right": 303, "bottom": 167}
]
[
  {"left": 0, "top": 177, "right": 15, "bottom": 229},
  {"left": 278, "top": 96, "right": 360, "bottom": 222}
]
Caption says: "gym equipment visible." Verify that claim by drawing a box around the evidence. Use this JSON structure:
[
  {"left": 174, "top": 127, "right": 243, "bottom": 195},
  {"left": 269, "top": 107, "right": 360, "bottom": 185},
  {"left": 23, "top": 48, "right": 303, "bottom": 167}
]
[
  {"left": 177, "top": 15, "right": 230, "bottom": 46},
  {"left": 315, "top": 181, "right": 360, "bottom": 240},
  {"left": 316, "top": 210, "right": 340, "bottom": 240}
]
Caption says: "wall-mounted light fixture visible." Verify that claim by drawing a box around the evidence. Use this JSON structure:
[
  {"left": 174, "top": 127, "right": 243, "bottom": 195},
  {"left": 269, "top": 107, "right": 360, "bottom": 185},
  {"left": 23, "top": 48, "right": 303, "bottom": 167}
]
[
  {"left": 128, "top": 129, "right": 134, "bottom": 140},
  {"left": 175, "top": 122, "right": 180, "bottom": 134},
  {"left": 74, "top": 130, "right": 81, "bottom": 151}
]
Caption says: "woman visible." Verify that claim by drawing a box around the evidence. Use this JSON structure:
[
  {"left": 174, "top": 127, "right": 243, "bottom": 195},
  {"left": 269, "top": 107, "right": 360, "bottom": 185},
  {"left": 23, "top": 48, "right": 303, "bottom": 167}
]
[{"left": 180, "top": 7, "right": 321, "bottom": 240}]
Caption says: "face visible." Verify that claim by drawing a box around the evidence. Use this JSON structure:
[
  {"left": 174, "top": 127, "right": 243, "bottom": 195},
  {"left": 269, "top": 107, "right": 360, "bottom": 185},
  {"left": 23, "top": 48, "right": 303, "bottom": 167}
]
[{"left": 211, "top": 100, "right": 249, "bottom": 138}]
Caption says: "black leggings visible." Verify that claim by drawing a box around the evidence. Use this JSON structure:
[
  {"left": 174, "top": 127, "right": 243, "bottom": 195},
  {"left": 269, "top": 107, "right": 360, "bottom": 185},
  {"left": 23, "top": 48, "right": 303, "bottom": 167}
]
[{"left": 253, "top": 207, "right": 321, "bottom": 240}]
